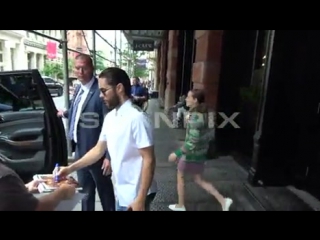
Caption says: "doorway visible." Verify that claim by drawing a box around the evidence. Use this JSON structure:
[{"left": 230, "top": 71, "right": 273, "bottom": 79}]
[
  {"left": 215, "top": 30, "right": 258, "bottom": 164},
  {"left": 175, "top": 30, "right": 195, "bottom": 103},
  {"left": 254, "top": 30, "right": 320, "bottom": 194}
]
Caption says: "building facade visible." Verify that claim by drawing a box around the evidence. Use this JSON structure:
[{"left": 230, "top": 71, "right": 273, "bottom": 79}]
[
  {"left": 67, "top": 30, "right": 90, "bottom": 60},
  {"left": 0, "top": 30, "right": 93, "bottom": 73},
  {"left": 0, "top": 30, "right": 64, "bottom": 72},
  {"left": 0, "top": 30, "right": 27, "bottom": 71},
  {"left": 25, "top": 30, "right": 63, "bottom": 70}
]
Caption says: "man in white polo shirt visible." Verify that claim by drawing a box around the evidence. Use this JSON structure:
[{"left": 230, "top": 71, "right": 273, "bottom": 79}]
[{"left": 58, "top": 67, "right": 157, "bottom": 211}]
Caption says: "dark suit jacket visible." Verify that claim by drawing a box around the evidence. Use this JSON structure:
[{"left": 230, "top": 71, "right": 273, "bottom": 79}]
[{"left": 65, "top": 78, "right": 110, "bottom": 160}]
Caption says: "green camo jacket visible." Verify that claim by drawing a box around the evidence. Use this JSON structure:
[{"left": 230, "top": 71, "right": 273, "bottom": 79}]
[{"left": 174, "top": 111, "right": 211, "bottom": 163}]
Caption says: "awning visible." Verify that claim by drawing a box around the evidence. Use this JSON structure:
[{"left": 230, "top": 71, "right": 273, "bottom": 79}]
[{"left": 122, "top": 30, "right": 165, "bottom": 50}]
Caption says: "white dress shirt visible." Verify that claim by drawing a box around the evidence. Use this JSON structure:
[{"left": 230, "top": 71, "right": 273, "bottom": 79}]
[{"left": 72, "top": 77, "right": 94, "bottom": 143}]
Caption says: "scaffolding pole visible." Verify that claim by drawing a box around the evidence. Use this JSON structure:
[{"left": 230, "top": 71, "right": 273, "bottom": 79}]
[
  {"left": 131, "top": 48, "right": 135, "bottom": 76},
  {"left": 61, "top": 30, "right": 72, "bottom": 157},
  {"left": 25, "top": 30, "right": 92, "bottom": 58},
  {"left": 114, "top": 30, "right": 117, "bottom": 67},
  {"left": 26, "top": 30, "right": 61, "bottom": 42},
  {"left": 120, "top": 34, "right": 122, "bottom": 68},
  {"left": 90, "top": 31, "right": 117, "bottom": 65},
  {"left": 26, "top": 30, "right": 129, "bottom": 72},
  {"left": 95, "top": 31, "right": 115, "bottom": 50},
  {"left": 94, "top": 30, "right": 131, "bottom": 64},
  {"left": 92, "top": 30, "right": 96, "bottom": 73}
]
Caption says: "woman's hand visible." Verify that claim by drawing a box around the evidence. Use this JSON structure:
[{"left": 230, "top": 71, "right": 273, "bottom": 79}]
[{"left": 168, "top": 152, "right": 178, "bottom": 163}]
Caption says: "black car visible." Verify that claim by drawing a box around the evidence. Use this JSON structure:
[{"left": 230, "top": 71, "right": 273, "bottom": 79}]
[
  {"left": 42, "top": 76, "right": 64, "bottom": 96},
  {"left": 0, "top": 70, "right": 68, "bottom": 182}
]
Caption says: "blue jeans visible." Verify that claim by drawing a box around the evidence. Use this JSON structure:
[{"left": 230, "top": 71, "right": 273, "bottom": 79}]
[{"left": 116, "top": 193, "right": 156, "bottom": 211}]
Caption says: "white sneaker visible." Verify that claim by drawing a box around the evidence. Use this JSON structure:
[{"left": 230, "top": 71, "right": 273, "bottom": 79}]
[
  {"left": 168, "top": 204, "right": 186, "bottom": 211},
  {"left": 222, "top": 198, "right": 233, "bottom": 211}
]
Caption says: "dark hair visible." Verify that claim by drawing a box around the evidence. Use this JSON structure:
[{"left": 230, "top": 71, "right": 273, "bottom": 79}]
[
  {"left": 75, "top": 54, "right": 94, "bottom": 68},
  {"left": 133, "top": 76, "right": 140, "bottom": 84},
  {"left": 99, "top": 67, "right": 131, "bottom": 97},
  {"left": 190, "top": 89, "right": 207, "bottom": 113}
]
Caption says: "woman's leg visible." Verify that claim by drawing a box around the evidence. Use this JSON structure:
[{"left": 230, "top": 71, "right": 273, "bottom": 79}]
[
  {"left": 168, "top": 159, "right": 187, "bottom": 211},
  {"left": 168, "top": 170, "right": 186, "bottom": 211},
  {"left": 193, "top": 174, "right": 233, "bottom": 211},
  {"left": 177, "top": 170, "right": 185, "bottom": 207}
]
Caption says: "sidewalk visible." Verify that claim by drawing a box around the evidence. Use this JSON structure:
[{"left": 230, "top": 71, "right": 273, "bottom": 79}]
[
  {"left": 70, "top": 99, "right": 319, "bottom": 211},
  {"left": 149, "top": 100, "right": 263, "bottom": 211},
  {"left": 147, "top": 99, "right": 318, "bottom": 211}
]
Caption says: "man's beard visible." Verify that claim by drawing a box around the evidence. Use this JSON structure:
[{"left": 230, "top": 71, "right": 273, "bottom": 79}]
[{"left": 105, "top": 94, "right": 120, "bottom": 110}]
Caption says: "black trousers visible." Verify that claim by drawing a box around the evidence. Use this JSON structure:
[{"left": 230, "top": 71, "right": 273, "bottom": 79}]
[
  {"left": 77, "top": 164, "right": 115, "bottom": 211},
  {"left": 73, "top": 141, "right": 115, "bottom": 211}
]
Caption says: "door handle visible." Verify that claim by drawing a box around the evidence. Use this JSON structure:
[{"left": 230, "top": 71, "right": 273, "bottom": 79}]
[
  {"left": 0, "top": 137, "right": 41, "bottom": 147},
  {"left": 317, "top": 103, "right": 320, "bottom": 114}
]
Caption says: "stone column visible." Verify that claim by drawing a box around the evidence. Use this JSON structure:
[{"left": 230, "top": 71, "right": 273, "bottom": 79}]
[
  {"left": 192, "top": 30, "right": 224, "bottom": 111},
  {"left": 39, "top": 54, "right": 45, "bottom": 70},
  {"left": 164, "top": 30, "right": 179, "bottom": 111},
  {"left": 2, "top": 44, "right": 12, "bottom": 71},
  {"left": 30, "top": 52, "right": 37, "bottom": 69},
  {"left": 14, "top": 39, "right": 28, "bottom": 70}
]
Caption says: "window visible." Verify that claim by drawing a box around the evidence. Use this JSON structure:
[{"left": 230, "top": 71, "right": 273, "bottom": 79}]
[
  {"left": 43, "top": 77, "right": 54, "bottom": 83},
  {"left": 0, "top": 74, "right": 43, "bottom": 112}
]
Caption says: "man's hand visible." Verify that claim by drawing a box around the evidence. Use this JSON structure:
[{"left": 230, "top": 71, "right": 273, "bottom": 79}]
[
  {"left": 101, "top": 158, "right": 111, "bottom": 176},
  {"left": 57, "top": 184, "right": 76, "bottom": 200},
  {"left": 25, "top": 179, "right": 43, "bottom": 193},
  {"left": 128, "top": 198, "right": 145, "bottom": 211},
  {"left": 57, "top": 166, "right": 72, "bottom": 178},
  {"left": 57, "top": 110, "right": 65, "bottom": 117},
  {"left": 168, "top": 152, "right": 178, "bottom": 163}
]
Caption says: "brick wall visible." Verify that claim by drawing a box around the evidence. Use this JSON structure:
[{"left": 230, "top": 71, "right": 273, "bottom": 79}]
[
  {"left": 164, "top": 30, "right": 179, "bottom": 111},
  {"left": 192, "top": 30, "right": 224, "bottom": 111}
]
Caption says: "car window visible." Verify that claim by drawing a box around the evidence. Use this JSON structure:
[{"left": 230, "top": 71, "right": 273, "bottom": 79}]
[
  {"left": 43, "top": 77, "right": 54, "bottom": 83},
  {"left": 0, "top": 74, "right": 44, "bottom": 112}
]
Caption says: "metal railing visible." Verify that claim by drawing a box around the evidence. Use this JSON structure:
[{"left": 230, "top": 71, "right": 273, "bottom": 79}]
[{"left": 24, "top": 30, "right": 132, "bottom": 156}]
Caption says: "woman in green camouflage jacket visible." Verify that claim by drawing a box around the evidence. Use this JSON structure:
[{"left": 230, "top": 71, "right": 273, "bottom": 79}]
[{"left": 168, "top": 89, "right": 233, "bottom": 211}]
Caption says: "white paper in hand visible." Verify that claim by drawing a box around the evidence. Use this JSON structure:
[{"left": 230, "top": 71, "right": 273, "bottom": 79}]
[{"left": 55, "top": 193, "right": 86, "bottom": 211}]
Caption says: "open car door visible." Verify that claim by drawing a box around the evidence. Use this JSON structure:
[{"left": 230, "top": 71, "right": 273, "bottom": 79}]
[{"left": 0, "top": 70, "right": 67, "bottom": 182}]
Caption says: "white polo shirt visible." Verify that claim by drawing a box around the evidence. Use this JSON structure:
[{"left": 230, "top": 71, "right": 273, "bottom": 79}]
[{"left": 99, "top": 100, "right": 157, "bottom": 207}]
